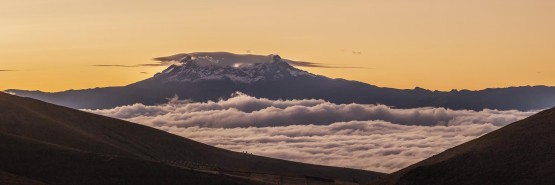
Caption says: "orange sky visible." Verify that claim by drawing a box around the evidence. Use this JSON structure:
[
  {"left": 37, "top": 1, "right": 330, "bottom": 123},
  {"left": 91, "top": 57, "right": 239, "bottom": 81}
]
[{"left": 1, "top": 0, "right": 554, "bottom": 92}]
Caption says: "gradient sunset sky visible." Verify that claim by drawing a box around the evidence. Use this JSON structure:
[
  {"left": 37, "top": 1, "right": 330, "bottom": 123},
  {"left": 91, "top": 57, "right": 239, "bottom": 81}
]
[{"left": 1, "top": 0, "right": 554, "bottom": 92}]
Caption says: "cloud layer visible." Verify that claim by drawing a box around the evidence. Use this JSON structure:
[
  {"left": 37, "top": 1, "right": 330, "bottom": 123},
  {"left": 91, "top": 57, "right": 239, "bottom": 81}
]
[
  {"left": 91, "top": 61, "right": 177, "bottom": 68},
  {"left": 92, "top": 52, "right": 365, "bottom": 69},
  {"left": 86, "top": 93, "right": 536, "bottom": 173},
  {"left": 88, "top": 93, "right": 533, "bottom": 128},
  {"left": 161, "top": 121, "right": 498, "bottom": 173}
]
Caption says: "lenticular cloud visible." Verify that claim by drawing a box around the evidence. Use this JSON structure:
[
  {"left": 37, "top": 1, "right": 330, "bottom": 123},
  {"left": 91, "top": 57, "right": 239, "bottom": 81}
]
[{"left": 86, "top": 92, "right": 537, "bottom": 173}]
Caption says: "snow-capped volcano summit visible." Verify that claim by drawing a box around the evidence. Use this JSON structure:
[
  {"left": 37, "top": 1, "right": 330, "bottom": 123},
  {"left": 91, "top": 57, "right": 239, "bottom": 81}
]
[{"left": 153, "top": 52, "right": 316, "bottom": 83}]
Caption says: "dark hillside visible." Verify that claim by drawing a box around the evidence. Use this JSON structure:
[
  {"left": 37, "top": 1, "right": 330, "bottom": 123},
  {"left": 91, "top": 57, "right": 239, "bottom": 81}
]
[{"left": 375, "top": 107, "right": 555, "bottom": 185}]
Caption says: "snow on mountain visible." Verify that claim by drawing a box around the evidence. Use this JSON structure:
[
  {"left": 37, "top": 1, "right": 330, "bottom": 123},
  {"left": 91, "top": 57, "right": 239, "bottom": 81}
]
[{"left": 153, "top": 52, "right": 317, "bottom": 83}]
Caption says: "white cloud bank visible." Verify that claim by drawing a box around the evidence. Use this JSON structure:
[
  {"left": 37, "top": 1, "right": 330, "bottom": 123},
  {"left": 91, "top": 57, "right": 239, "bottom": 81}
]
[{"left": 86, "top": 93, "right": 537, "bottom": 173}]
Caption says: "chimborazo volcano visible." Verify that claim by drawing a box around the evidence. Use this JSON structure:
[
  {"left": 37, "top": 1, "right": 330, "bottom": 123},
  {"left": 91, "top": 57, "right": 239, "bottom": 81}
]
[{"left": 8, "top": 52, "right": 555, "bottom": 110}]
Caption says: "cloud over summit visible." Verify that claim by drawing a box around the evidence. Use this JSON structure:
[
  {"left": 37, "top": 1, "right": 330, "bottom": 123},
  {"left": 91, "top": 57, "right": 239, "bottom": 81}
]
[{"left": 154, "top": 52, "right": 360, "bottom": 68}]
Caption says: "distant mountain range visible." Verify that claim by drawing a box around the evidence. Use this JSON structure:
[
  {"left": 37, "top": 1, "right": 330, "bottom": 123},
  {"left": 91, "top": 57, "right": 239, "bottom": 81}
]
[
  {"left": 8, "top": 52, "right": 555, "bottom": 110},
  {"left": 375, "top": 106, "right": 555, "bottom": 185},
  {"left": 0, "top": 92, "right": 381, "bottom": 185}
]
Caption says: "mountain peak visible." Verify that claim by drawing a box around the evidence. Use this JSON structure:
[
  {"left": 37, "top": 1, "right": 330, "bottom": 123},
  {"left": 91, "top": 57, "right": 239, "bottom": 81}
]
[{"left": 152, "top": 52, "right": 316, "bottom": 83}]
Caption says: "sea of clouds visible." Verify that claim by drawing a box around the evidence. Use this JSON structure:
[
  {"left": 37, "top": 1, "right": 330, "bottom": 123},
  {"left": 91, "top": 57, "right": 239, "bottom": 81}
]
[{"left": 86, "top": 92, "right": 537, "bottom": 173}]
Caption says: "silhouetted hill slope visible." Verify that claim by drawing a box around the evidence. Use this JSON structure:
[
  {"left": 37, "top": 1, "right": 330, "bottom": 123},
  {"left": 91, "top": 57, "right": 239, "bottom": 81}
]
[
  {"left": 0, "top": 92, "right": 381, "bottom": 184},
  {"left": 7, "top": 53, "right": 555, "bottom": 111},
  {"left": 0, "top": 171, "right": 47, "bottom": 185},
  {"left": 0, "top": 132, "right": 246, "bottom": 185},
  {"left": 375, "top": 107, "right": 555, "bottom": 185}
]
